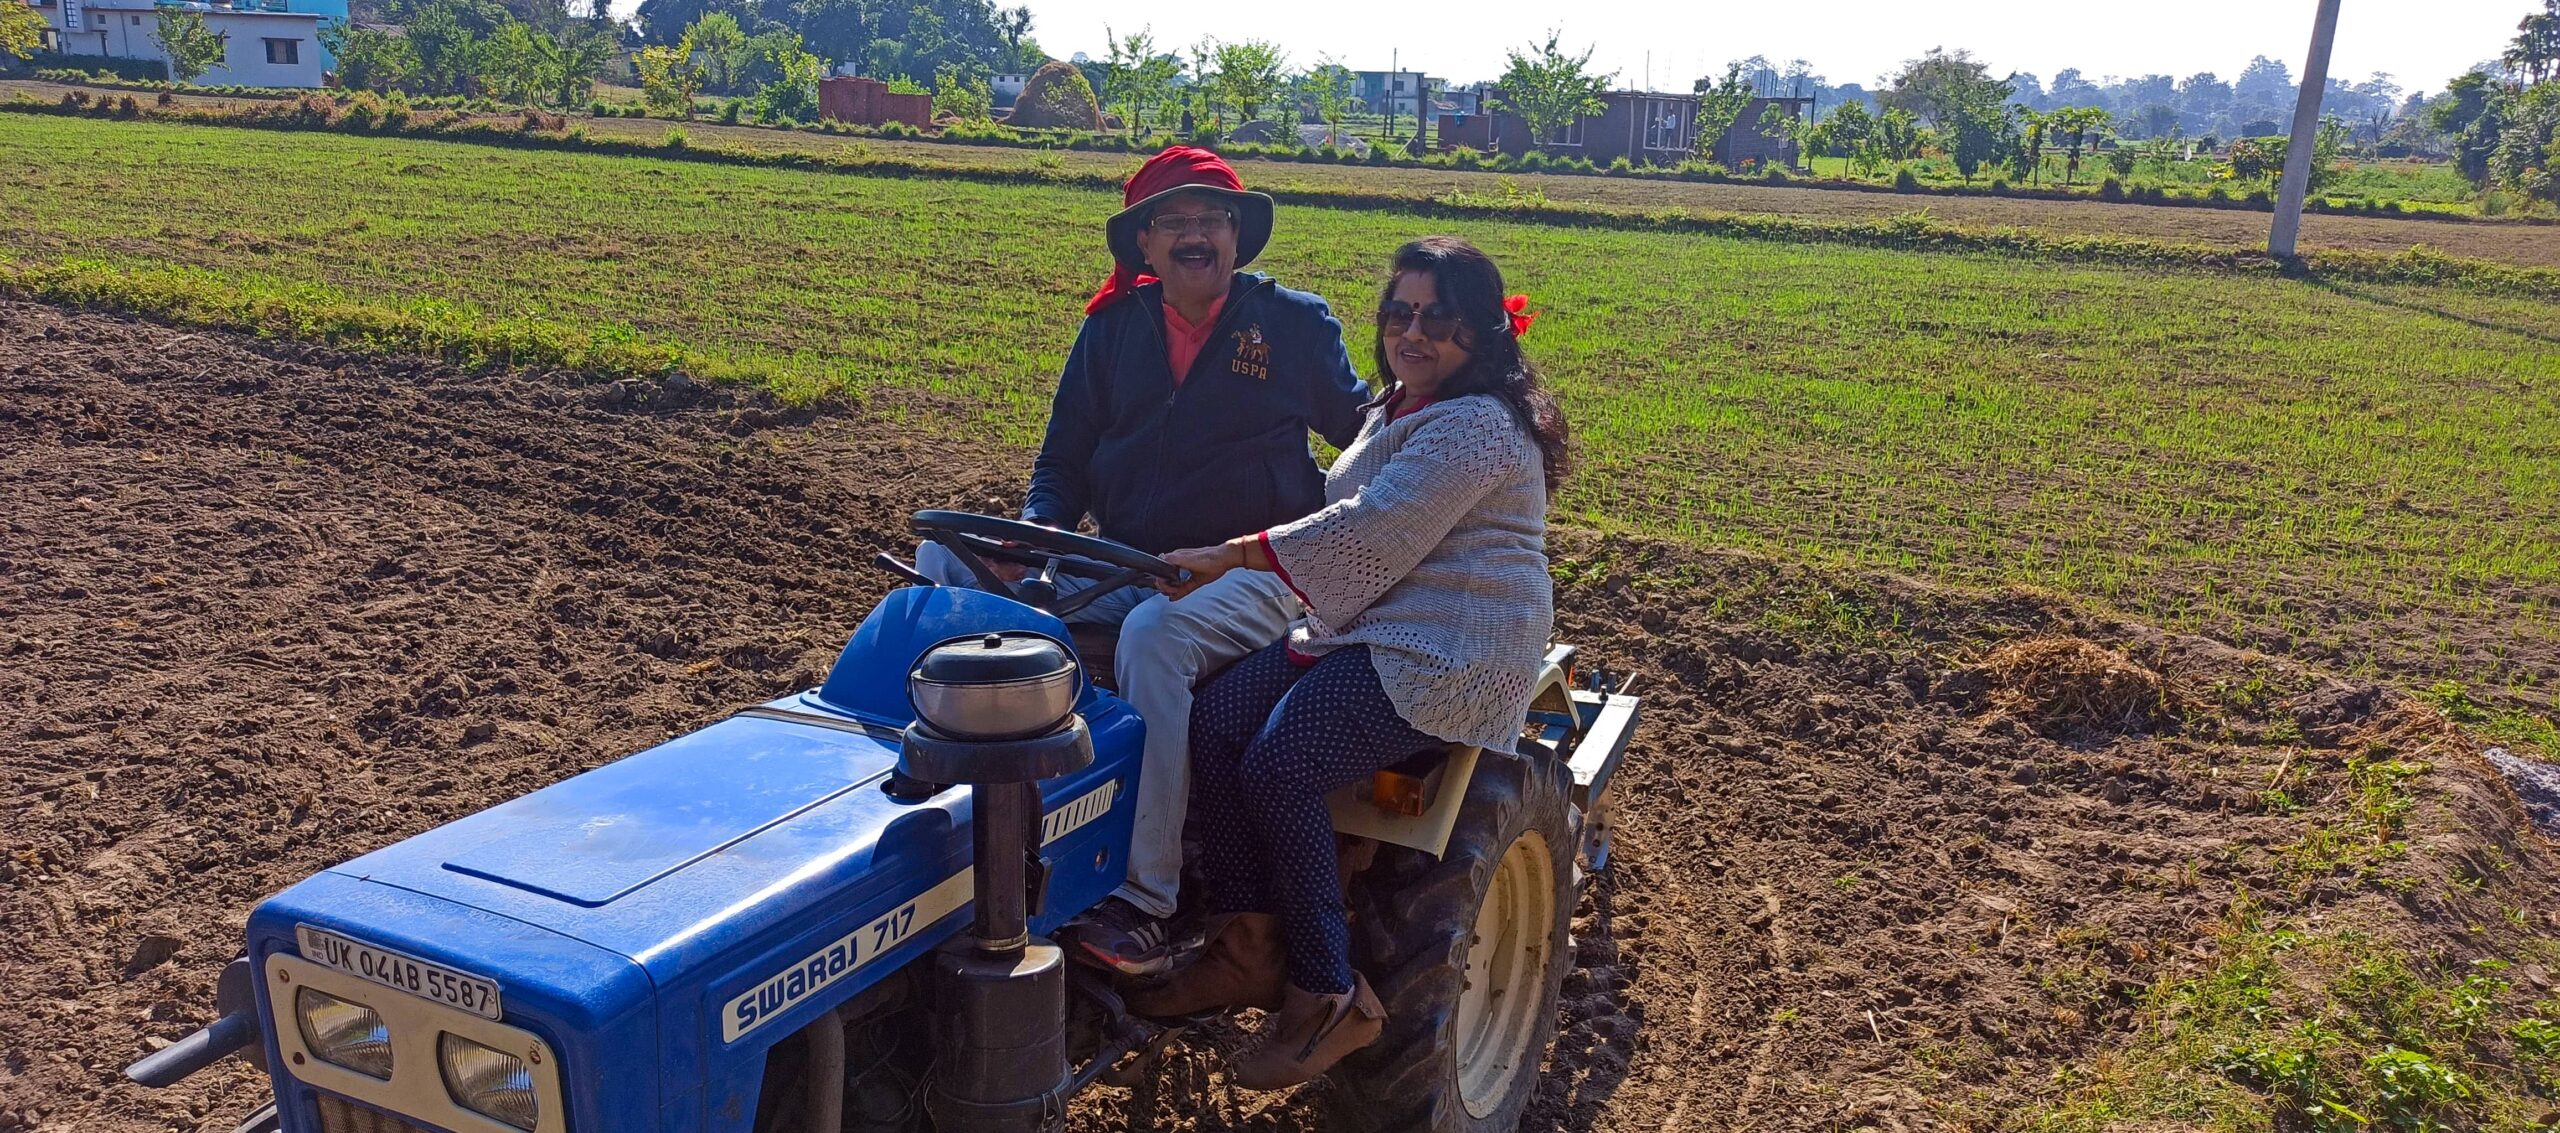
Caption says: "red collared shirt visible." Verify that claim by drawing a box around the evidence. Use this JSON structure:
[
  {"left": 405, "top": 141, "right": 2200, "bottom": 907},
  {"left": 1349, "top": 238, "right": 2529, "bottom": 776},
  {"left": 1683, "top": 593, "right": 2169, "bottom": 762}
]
[{"left": 1161, "top": 295, "right": 1227, "bottom": 386}]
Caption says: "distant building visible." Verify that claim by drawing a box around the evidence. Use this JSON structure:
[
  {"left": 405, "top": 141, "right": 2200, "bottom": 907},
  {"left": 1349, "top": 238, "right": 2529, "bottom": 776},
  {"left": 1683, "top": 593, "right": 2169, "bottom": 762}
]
[
  {"left": 1439, "top": 88, "right": 1810, "bottom": 169},
  {"left": 33, "top": 0, "right": 331, "bottom": 86},
  {"left": 1434, "top": 83, "right": 1489, "bottom": 117},
  {"left": 1352, "top": 69, "right": 1438, "bottom": 119},
  {"left": 991, "top": 72, "right": 1027, "bottom": 109}
]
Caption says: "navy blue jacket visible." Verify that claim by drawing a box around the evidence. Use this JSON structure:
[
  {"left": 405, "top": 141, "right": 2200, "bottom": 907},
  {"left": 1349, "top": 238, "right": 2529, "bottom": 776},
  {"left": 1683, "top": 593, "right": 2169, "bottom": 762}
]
[{"left": 1024, "top": 273, "right": 1371, "bottom": 555}]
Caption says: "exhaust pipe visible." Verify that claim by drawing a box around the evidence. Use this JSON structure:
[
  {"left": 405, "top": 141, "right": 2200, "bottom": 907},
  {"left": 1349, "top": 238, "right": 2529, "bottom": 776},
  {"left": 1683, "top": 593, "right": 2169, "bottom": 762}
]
[{"left": 900, "top": 633, "right": 1095, "bottom": 1133}]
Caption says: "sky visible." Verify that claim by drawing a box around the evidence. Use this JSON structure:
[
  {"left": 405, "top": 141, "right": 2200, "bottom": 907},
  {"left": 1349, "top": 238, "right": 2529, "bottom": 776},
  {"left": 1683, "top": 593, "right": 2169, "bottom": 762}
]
[{"left": 963, "top": 0, "right": 2532, "bottom": 96}]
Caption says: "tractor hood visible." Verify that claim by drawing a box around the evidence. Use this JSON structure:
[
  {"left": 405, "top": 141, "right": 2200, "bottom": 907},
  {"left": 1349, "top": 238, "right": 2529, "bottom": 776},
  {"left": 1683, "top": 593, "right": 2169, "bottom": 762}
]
[{"left": 248, "top": 586, "right": 1144, "bottom": 1128}]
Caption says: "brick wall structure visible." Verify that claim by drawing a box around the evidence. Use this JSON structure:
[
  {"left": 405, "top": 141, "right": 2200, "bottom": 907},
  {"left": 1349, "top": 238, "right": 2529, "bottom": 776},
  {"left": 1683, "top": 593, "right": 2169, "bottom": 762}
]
[{"left": 819, "top": 76, "right": 933, "bottom": 128}]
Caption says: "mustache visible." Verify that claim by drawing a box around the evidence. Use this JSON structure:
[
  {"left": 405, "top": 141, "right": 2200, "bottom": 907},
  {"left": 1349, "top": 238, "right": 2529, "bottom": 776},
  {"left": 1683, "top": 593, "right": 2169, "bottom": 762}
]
[{"left": 1171, "top": 242, "right": 1215, "bottom": 258}]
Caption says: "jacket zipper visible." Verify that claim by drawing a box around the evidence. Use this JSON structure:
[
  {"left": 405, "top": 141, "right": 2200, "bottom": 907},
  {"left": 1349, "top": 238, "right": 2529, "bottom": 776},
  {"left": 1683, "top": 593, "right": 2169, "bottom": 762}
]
[{"left": 1132, "top": 276, "right": 1275, "bottom": 548}]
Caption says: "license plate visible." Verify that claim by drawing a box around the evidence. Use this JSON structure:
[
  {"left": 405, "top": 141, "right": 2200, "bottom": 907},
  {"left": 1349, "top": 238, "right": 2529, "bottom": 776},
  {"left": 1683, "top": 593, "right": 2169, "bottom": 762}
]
[{"left": 296, "top": 924, "right": 503, "bottom": 1020}]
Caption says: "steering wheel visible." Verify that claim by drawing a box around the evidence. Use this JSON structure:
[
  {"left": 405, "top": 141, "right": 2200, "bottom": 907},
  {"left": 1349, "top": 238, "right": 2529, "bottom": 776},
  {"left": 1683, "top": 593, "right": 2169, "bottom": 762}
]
[{"left": 910, "top": 510, "right": 1182, "bottom": 619}]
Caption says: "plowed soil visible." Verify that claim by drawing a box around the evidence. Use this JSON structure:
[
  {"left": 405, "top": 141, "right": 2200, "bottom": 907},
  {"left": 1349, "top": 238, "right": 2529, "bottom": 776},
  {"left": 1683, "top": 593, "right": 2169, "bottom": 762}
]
[{"left": 4, "top": 301, "right": 2555, "bottom": 1133}]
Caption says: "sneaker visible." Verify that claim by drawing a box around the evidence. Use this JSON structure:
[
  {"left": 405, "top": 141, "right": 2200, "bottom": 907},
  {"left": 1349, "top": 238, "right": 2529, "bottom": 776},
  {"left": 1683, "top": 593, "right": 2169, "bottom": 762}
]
[{"left": 1062, "top": 897, "right": 1174, "bottom": 976}]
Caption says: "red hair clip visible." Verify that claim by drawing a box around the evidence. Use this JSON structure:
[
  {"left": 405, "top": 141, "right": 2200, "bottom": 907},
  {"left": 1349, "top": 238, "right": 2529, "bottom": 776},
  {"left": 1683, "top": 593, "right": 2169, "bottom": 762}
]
[{"left": 1504, "top": 294, "right": 1538, "bottom": 338}]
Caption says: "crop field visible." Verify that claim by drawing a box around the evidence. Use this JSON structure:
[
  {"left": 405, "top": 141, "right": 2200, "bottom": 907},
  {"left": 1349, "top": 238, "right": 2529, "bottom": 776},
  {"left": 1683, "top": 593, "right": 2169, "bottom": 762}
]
[
  {"left": 9, "top": 78, "right": 2560, "bottom": 270},
  {"left": 3, "top": 114, "right": 2556, "bottom": 709}
]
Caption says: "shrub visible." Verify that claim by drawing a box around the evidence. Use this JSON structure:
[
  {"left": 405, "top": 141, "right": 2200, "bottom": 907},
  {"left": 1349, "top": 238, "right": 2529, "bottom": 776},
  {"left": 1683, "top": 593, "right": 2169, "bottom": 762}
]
[
  {"left": 1607, "top": 155, "right": 1634, "bottom": 175},
  {"left": 717, "top": 99, "right": 742, "bottom": 125},
  {"left": 662, "top": 125, "right": 689, "bottom": 148},
  {"left": 1450, "top": 146, "right": 1482, "bottom": 170},
  {"left": 114, "top": 95, "right": 140, "bottom": 118},
  {"left": 589, "top": 100, "right": 612, "bottom": 117},
  {"left": 2098, "top": 176, "right": 2126, "bottom": 201},
  {"left": 2246, "top": 188, "right": 2273, "bottom": 206},
  {"left": 1892, "top": 167, "right": 1922, "bottom": 192},
  {"left": 1491, "top": 151, "right": 1519, "bottom": 170},
  {"left": 1987, "top": 176, "right": 2010, "bottom": 194},
  {"left": 1518, "top": 150, "right": 1550, "bottom": 172}
]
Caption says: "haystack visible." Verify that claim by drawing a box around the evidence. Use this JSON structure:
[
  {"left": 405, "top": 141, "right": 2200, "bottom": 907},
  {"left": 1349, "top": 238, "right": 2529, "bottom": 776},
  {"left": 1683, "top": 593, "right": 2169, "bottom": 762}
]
[{"left": 1008, "top": 61, "right": 1103, "bottom": 131}]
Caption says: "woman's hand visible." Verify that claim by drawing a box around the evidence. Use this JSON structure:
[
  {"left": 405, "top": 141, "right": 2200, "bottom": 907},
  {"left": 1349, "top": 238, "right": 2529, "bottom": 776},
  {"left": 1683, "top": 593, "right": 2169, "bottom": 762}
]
[{"left": 1156, "top": 542, "right": 1245, "bottom": 600}]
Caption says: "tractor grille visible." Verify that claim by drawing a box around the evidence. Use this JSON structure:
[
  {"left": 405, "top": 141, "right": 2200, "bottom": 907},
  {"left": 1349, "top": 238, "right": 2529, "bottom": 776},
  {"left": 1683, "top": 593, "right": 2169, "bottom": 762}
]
[{"left": 314, "top": 1094, "right": 436, "bottom": 1133}]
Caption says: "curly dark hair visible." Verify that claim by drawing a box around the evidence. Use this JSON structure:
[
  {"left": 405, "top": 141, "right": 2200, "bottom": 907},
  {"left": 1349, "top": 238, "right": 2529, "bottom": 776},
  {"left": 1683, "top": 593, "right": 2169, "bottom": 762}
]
[{"left": 1371, "top": 236, "right": 1570, "bottom": 487}]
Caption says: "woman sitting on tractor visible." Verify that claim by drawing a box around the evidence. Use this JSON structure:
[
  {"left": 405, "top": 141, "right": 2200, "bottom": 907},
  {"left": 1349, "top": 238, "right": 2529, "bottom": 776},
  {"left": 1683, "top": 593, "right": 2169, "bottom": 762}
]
[{"left": 1138, "top": 236, "right": 1569, "bottom": 1088}]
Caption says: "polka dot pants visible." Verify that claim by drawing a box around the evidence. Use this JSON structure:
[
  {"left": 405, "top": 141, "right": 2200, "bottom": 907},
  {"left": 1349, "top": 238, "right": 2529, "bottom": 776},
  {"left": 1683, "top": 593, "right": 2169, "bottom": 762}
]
[{"left": 1189, "top": 642, "right": 1439, "bottom": 994}]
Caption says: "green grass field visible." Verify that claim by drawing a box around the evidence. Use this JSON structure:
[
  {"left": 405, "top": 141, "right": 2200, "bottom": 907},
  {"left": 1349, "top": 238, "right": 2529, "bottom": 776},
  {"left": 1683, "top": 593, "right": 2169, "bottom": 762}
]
[{"left": 5, "top": 115, "right": 2555, "bottom": 705}]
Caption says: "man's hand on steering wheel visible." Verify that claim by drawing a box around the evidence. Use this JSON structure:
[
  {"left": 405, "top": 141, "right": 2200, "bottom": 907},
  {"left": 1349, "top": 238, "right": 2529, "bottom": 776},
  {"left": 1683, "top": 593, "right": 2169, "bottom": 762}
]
[{"left": 908, "top": 510, "right": 1183, "bottom": 619}]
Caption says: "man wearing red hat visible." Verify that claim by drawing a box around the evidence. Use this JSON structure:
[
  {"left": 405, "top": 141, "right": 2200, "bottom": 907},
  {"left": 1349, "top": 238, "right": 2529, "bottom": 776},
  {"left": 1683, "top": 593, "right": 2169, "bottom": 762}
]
[{"left": 916, "top": 146, "right": 1369, "bottom": 975}]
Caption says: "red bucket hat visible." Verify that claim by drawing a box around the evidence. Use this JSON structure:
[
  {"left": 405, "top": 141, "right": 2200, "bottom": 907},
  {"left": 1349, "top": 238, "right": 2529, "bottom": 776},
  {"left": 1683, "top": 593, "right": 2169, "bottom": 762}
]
[{"left": 1087, "top": 146, "right": 1274, "bottom": 314}]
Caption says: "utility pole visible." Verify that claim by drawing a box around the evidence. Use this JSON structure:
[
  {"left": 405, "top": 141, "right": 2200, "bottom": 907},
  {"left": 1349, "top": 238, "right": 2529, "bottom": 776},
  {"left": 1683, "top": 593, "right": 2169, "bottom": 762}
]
[
  {"left": 2269, "top": 0, "right": 2342, "bottom": 259},
  {"left": 1389, "top": 48, "right": 1404, "bottom": 139}
]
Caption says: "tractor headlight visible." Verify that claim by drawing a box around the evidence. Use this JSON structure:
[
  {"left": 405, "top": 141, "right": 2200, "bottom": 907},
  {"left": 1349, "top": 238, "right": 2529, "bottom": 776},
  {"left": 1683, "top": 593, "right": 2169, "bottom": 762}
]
[
  {"left": 440, "top": 1032, "right": 539, "bottom": 1131},
  {"left": 294, "top": 987, "right": 393, "bottom": 1080}
]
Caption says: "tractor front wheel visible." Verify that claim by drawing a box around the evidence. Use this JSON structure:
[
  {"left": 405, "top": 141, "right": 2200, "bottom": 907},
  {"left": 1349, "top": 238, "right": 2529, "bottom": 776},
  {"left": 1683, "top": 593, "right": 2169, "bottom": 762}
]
[{"left": 1331, "top": 750, "right": 1575, "bottom": 1132}]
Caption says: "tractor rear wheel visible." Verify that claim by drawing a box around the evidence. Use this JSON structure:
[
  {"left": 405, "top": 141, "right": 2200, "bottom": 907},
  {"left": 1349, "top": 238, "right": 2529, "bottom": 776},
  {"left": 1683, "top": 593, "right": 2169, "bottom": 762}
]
[{"left": 1331, "top": 750, "right": 1575, "bottom": 1132}]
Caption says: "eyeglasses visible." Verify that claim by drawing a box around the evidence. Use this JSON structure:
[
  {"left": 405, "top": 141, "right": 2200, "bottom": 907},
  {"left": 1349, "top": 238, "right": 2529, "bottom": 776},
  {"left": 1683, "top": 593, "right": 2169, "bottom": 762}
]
[
  {"left": 1378, "top": 300, "right": 1465, "bottom": 342},
  {"left": 1146, "top": 212, "right": 1236, "bottom": 237}
]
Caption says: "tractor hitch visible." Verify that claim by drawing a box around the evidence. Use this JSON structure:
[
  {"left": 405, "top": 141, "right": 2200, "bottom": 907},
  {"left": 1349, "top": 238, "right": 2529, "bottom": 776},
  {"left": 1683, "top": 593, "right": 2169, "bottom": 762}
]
[{"left": 124, "top": 956, "right": 265, "bottom": 1088}]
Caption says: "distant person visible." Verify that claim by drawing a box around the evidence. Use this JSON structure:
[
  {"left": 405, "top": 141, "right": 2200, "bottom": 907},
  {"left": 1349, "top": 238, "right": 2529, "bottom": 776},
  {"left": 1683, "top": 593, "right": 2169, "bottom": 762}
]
[
  {"left": 913, "top": 147, "right": 1370, "bottom": 976},
  {"left": 1134, "top": 236, "right": 1567, "bottom": 1088}
]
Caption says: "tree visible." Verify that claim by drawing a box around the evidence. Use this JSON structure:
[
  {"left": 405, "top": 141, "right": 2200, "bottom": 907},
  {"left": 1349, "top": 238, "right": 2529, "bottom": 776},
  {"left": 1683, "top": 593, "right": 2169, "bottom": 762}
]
[
  {"left": 540, "top": 26, "right": 612, "bottom": 106},
  {"left": 932, "top": 59, "right": 991, "bottom": 121},
  {"left": 683, "top": 11, "right": 745, "bottom": 92},
  {"left": 155, "top": 8, "right": 231, "bottom": 85},
  {"left": 1879, "top": 46, "right": 2009, "bottom": 126},
  {"left": 637, "top": 32, "right": 705, "bottom": 115},
  {"left": 2429, "top": 71, "right": 2509, "bottom": 185},
  {"left": 2509, "top": 1, "right": 2560, "bottom": 85},
  {"left": 2488, "top": 83, "right": 2559, "bottom": 205},
  {"left": 482, "top": 21, "right": 549, "bottom": 104},
  {"left": 1206, "top": 38, "right": 1287, "bottom": 128},
  {"left": 791, "top": 0, "right": 866, "bottom": 71},
  {"left": 321, "top": 24, "right": 418, "bottom": 91},
  {"left": 1875, "top": 106, "right": 1922, "bottom": 162},
  {"left": 1305, "top": 57, "right": 1355, "bottom": 144},
  {"left": 1100, "top": 27, "right": 1179, "bottom": 134},
  {"left": 2047, "top": 105, "right": 2111, "bottom": 184},
  {"left": 1494, "top": 32, "right": 1612, "bottom": 149},
  {"left": 993, "top": 4, "right": 1035, "bottom": 72},
  {"left": 2, "top": 0, "right": 47, "bottom": 62},
  {"left": 736, "top": 30, "right": 821, "bottom": 118},
  {"left": 1812, "top": 99, "right": 1875, "bottom": 177},
  {"left": 407, "top": 0, "right": 485, "bottom": 95},
  {"left": 1946, "top": 99, "right": 2008, "bottom": 183},
  {"left": 2015, "top": 106, "right": 2050, "bottom": 183},
  {"left": 1756, "top": 99, "right": 1809, "bottom": 168},
  {"left": 1692, "top": 64, "right": 1752, "bottom": 163}
]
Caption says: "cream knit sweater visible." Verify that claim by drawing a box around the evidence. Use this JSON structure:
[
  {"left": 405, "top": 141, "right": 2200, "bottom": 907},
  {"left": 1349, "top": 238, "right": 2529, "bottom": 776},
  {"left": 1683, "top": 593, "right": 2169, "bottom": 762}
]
[{"left": 1264, "top": 393, "right": 1554, "bottom": 750}]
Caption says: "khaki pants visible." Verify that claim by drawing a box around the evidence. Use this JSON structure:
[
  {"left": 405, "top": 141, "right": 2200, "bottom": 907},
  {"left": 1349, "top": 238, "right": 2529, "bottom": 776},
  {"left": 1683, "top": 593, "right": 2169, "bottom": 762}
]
[{"left": 914, "top": 540, "right": 1298, "bottom": 918}]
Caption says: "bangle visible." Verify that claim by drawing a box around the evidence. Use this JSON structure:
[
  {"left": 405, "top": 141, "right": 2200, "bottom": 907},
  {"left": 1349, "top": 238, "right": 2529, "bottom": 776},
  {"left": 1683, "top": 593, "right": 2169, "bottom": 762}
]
[{"left": 1227, "top": 541, "right": 1249, "bottom": 570}]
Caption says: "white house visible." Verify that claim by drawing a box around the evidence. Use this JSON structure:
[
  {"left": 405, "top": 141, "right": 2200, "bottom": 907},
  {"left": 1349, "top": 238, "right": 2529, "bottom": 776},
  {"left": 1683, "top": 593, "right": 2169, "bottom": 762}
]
[{"left": 31, "top": 0, "right": 329, "bottom": 87}]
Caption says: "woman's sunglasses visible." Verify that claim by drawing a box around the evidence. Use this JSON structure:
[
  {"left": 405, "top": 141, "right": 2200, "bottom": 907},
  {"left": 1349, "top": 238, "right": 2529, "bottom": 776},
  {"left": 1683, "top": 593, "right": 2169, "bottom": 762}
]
[{"left": 1378, "top": 300, "right": 1465, "bottom": 342}]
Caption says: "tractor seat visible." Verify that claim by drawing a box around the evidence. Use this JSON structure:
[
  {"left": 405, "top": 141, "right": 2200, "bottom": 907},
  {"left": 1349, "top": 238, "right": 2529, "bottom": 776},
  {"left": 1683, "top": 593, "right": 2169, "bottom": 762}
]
[{"left": 1069, "top": 624, "right": 1120, "bottom": 692}]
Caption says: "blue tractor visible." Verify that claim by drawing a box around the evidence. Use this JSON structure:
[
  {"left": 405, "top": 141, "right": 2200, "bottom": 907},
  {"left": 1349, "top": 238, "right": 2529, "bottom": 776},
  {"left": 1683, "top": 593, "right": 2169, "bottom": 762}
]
[{"left": 127, "top": 511, "right": 1641, "bottom": 1133}]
